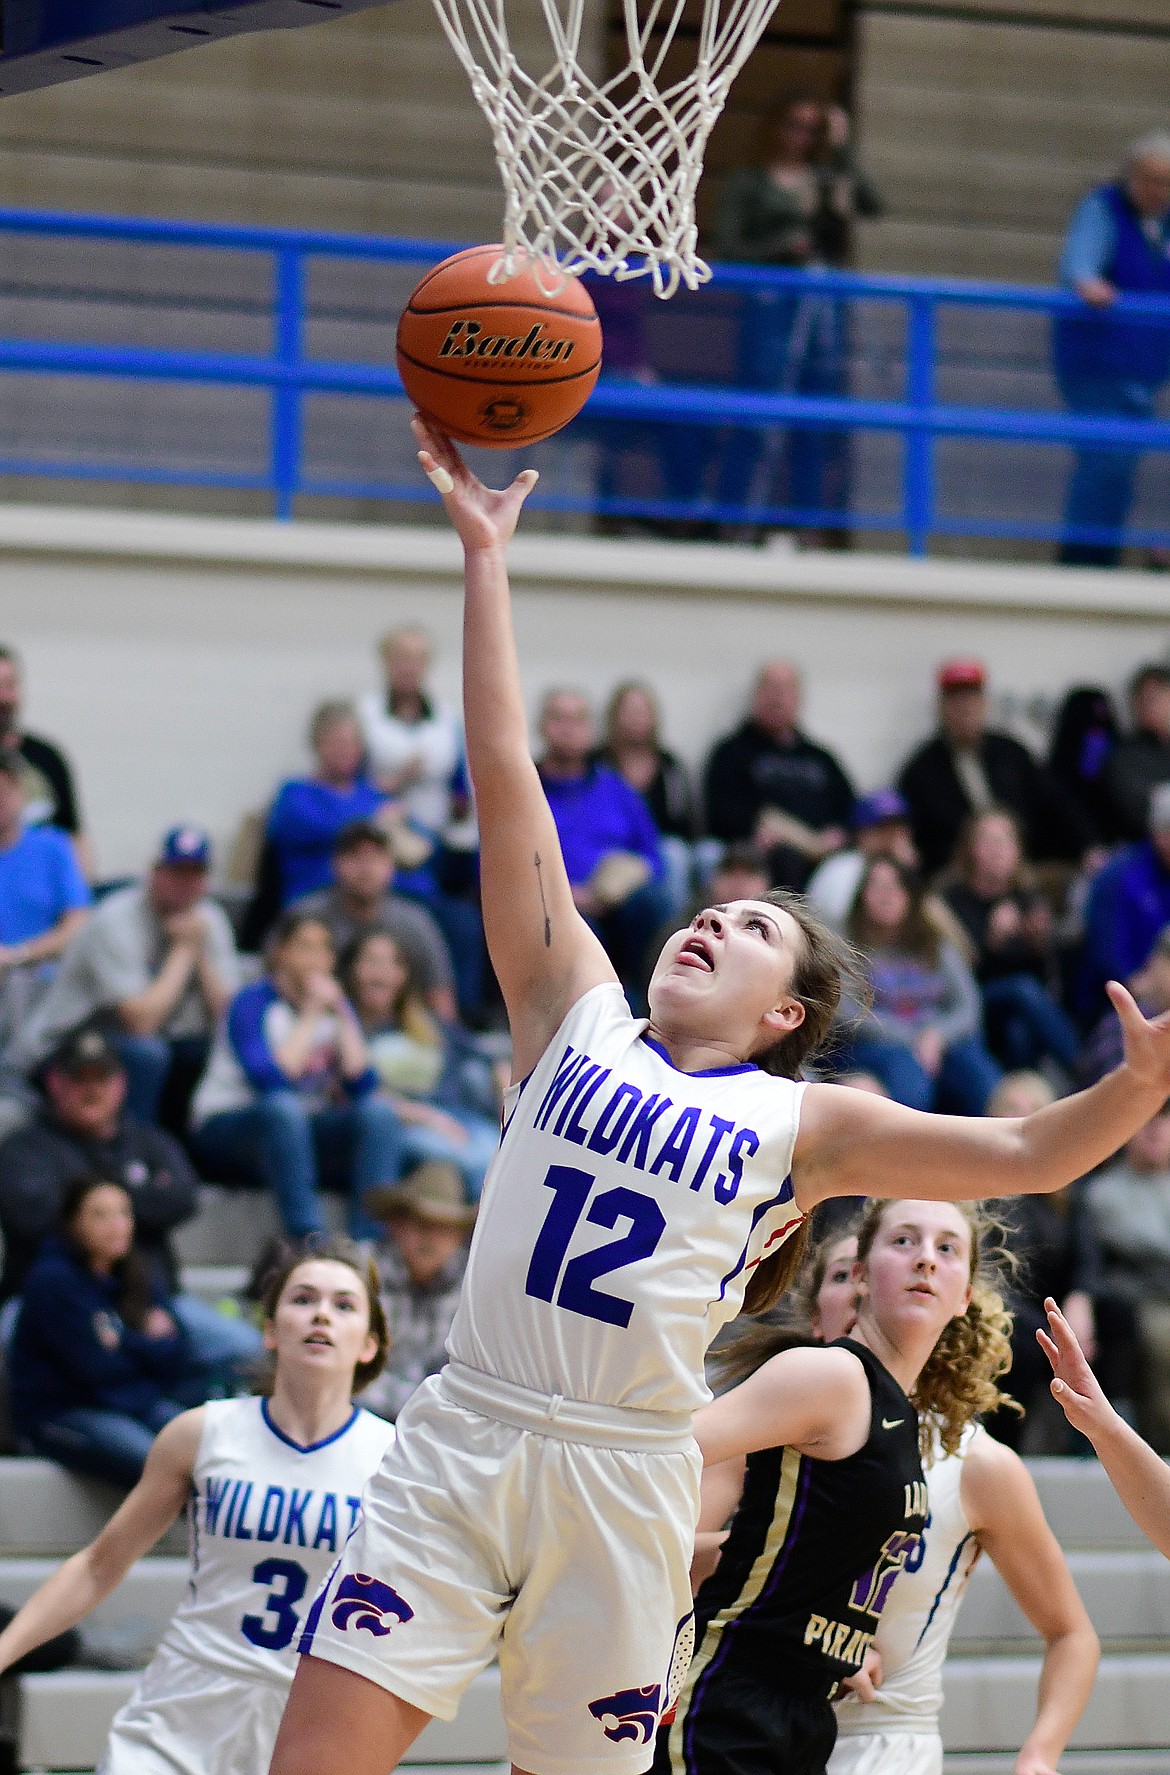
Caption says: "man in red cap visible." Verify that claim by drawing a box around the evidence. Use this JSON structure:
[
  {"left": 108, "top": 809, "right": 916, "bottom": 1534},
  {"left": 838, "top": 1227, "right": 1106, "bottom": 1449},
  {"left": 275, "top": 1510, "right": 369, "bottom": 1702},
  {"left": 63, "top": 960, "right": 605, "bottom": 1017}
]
[{"left": 897, "top": 658, "right": 1095, "bottom": 876}]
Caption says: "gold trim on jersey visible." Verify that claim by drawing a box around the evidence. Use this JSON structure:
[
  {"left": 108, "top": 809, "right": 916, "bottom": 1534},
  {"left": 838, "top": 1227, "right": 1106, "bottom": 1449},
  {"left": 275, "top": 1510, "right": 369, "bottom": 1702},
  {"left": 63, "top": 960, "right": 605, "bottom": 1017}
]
[{"left": 667, "top": 1446, "right": 803, "bottom": 1773}]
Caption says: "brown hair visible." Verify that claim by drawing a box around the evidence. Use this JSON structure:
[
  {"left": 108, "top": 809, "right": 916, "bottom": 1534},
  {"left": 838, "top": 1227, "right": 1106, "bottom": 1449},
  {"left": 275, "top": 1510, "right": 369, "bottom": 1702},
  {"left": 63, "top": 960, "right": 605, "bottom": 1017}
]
[
  {"left": 60, "top": 1175, "right": 156, "bottom": 1332},
  {"left": 604, "top": 680, "right": 662, "bottom": 752},
  {"left": 753, "top": 889, "right": 866, "bottom": 1082},
  {"left": 717, "top": 1216, "right": 861, "bottom": 1384},
  {"left": 338, "top": 928, "right": 438, "bottom": 1048},
  {"left": 855, "top": 1198, "right": 1019, "bottom": 1459},
  {"left": 257, "top": 1237, "right": 389, "bottom": 1394},
  {"left": 847, "top": 857, "right": 940, "bottom": 966},
  {"left": 950, "top": 806, "right": 1034, "bottom": 895},
  {"left": 734, "top": 892, "right": 868, "bottom": 1316}
]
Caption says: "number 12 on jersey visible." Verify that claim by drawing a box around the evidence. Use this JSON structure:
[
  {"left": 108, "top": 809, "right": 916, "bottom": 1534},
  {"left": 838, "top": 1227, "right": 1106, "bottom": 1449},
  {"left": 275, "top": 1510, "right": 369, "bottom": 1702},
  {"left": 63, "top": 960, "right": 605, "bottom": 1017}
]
[{"left": 524, "top": 1163, "right": 666, "bottom": 1328}]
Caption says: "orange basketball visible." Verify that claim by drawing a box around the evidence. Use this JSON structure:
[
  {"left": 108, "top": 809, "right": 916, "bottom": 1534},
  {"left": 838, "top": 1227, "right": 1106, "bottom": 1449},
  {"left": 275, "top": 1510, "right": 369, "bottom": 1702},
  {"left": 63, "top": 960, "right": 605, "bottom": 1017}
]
[{"left": 396, "top": 244, "right": 602, "bottom": 448}]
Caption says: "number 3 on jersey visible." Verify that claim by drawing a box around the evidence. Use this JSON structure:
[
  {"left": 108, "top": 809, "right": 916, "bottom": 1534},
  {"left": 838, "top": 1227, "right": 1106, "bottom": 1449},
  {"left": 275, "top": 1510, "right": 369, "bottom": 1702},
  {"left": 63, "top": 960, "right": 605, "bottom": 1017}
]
[
  {"left": 241, "top": 1557, "right": 308, "bottom": 1650},
  {"left": 525, "top": 1163, "right": 666, "bottom": 1327}
]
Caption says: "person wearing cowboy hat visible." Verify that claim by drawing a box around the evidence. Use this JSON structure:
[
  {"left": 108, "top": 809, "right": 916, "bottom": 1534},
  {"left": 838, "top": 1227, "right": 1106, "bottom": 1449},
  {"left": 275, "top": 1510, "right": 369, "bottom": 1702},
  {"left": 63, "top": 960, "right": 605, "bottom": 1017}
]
[{"left": 358, "top": 1161, "right": 476, "bottom": 1423}]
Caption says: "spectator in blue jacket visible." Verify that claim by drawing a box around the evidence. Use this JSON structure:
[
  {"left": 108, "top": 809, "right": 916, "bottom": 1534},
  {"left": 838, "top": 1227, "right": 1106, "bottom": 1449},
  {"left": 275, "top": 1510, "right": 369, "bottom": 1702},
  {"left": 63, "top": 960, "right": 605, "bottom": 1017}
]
[
  {"left": 266, "top": 702, "right": 391, "bottom": 907},
  {"left": 536, "top": 687, "right": 670, "bottom": 992},
  {"left": 190, "top": 912, "right": 402, "bottom": 1239},
  {"left": 1054, "top": 133, "right": 1170, "bottom": 568},
  {"left": 0, "top": 753, "right": 90, "bottom": 1049},
  {"left": 10, "top": 1176, "right": 200, "bottom": 1486},
  {"left": 1082, "top": 781, "right": 1170, "bottom": 1016}
]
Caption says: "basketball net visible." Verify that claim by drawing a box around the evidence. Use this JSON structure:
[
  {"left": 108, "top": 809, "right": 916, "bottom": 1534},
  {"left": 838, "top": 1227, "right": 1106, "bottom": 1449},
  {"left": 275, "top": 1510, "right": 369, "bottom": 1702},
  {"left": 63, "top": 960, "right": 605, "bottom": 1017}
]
[{"left": 426, "top": 0, "right": 782, "bottom": 297}]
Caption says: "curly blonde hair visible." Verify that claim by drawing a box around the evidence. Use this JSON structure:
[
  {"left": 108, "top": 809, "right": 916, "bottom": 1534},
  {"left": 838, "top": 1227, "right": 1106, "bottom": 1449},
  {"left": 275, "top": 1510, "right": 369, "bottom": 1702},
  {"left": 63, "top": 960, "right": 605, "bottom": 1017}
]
[{"left": 855, "top": 1198, "right": 1020, "bottom": 1460}]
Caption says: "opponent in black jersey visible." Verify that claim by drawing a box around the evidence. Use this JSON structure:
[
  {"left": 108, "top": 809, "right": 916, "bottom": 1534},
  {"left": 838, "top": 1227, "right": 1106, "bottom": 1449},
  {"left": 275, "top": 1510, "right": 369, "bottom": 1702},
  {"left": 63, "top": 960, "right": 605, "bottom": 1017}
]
[{"left": 656, "top": 1199, "right": 979, "bottom": 1775}]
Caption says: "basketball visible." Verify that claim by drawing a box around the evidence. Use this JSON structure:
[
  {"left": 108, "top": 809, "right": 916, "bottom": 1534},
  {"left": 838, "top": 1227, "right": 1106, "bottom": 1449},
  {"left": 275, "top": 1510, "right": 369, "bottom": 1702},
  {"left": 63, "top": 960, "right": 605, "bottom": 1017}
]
[{"left": 396, "top": 243, "right": 602, "bottom": 448}]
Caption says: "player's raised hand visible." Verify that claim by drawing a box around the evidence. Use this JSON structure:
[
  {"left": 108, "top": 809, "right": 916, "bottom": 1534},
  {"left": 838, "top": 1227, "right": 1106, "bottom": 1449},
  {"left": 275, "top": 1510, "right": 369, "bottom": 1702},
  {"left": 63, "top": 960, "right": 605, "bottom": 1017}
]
[
  {"left": 1037, "top": 1296, "right": 1110, "bottom": 1440},
  {"left": 412, "top": 413, "right": 538, "bottom": 553},
  {"left": 1109, "top": 977, "right": 1170, "bottom": 1092}
]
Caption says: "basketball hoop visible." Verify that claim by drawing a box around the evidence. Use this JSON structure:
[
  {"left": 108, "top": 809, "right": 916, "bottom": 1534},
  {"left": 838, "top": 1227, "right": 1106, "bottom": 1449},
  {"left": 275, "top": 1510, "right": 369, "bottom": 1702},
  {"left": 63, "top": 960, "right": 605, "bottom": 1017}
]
[{"left": 426, "top": 0, "right": 783, "bottom": 298}]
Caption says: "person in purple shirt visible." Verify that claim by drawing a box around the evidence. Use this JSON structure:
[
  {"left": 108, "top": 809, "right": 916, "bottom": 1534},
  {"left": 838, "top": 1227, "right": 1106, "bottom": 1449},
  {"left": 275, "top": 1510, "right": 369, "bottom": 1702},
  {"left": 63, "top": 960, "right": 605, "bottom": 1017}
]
[
  {"left": 1082, "top": 783, "right": 1170, "bottom": 1018},
  {"left": 536, "top": 687, "right": 671, "bottom": 995},
  {"left": 267, "top": 702, "right": 390, "bottom": 907}
]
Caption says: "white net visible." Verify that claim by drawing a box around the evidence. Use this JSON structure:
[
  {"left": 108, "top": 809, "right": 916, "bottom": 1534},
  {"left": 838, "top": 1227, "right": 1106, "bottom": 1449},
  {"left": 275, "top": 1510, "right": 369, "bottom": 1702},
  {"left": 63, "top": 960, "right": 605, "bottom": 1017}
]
[{"left": 427, "top": 0, "right": 783, "bottom": 297}]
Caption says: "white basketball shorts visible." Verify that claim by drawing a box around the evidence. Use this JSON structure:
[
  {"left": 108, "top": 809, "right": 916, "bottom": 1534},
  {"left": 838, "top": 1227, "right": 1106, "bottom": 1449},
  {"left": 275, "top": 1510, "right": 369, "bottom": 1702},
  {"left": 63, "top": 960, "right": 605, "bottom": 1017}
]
[
  {"left": 829, "top": 1729, "right": 943, "bottom": 1775},
  {"left": 299, "top": 1363, "right": 701, "bottom": 1775},
  {"left": 99, "top": 1646, "right": 289, "bottom": 1775}
]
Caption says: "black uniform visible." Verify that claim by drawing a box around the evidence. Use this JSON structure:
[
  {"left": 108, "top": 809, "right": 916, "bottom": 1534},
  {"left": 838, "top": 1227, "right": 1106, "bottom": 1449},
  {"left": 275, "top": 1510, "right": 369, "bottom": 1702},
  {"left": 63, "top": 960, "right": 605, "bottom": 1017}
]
[{"left": 656, "top": 1339, "right": 927, "bottom": 1775}]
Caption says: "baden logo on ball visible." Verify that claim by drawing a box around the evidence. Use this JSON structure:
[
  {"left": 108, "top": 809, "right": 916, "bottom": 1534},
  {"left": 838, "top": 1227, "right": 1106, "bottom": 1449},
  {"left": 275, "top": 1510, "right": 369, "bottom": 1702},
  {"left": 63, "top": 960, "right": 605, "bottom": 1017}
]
[{"left": 396, "top": 243, "right": 601, "bottom": 449}]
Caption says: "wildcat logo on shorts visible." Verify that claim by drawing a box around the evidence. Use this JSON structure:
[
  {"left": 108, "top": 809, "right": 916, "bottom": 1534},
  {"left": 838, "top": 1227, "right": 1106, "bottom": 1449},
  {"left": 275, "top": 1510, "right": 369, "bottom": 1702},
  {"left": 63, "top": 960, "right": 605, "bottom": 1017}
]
[
  {"left": 330, "top": 1573, "right": 414, "bottom": 1637},
  {"left": 588, "top": 1684, "right": 662, "bottom": 1745}
]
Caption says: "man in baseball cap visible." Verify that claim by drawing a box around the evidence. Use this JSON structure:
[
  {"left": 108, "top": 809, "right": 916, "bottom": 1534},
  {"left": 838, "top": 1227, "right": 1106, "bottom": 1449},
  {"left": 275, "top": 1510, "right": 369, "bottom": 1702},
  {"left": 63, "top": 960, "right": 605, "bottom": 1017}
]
[
  {"left": 360, "top": 1162, "right": 477, "bottom": 1422},
  {"left": 8, "top": 823, "right": 239, "bottom": 1131},
  {"left": 805, "top": 788, "right": 918, "bottom": 928},
  {"left": 897, "top": 658, "right": 1095, "bottom": 876}
]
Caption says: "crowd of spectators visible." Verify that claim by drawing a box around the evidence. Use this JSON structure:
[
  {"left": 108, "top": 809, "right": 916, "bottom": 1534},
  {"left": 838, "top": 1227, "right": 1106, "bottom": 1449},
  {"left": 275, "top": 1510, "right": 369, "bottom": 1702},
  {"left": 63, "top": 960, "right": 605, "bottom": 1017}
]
[{"left": 11, "top": 624, "right": 1170, "bottom": 1471}]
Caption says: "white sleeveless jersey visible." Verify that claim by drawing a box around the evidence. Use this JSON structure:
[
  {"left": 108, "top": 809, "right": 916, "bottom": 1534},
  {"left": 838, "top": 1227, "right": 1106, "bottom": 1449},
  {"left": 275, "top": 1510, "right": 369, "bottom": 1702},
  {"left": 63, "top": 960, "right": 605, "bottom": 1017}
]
[
  {"left": 447, "top": 983, "right": 805, "bottom": 1415},
  {"left": 835, "top": 1424, "right": 980, "bottom": 1737},
  {"left": 160, "top": 1397, "right": 395, "bottom": 1687}
]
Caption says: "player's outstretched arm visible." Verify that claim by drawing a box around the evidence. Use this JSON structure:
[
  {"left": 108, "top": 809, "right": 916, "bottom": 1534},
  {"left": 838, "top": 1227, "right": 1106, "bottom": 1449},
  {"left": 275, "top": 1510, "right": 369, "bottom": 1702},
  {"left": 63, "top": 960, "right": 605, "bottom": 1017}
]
[
  {"left": 962, "top": 1432, "right": 1098, "bottom": 1775},
  {"left": 694, "top": 1345, "right": 871, "bottom": 1468},
  {"left": 795, "top": 980, "right": 1170, "bottom": 1208},
  {"left": 413, "top": 416, "right": 615, "bottom": 1078},
  {"left": 0, "top": 1409, "right": 201, "bottom": 1676},
  {"left": 1040, "top": 1298, "right": 1170, "bottom": 1562}
]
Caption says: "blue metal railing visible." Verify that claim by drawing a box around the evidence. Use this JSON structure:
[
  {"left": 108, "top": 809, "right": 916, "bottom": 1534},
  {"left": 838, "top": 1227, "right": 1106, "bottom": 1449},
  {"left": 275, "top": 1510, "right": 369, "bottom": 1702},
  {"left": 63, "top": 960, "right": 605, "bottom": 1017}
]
[{"left": 0, "top": 204, "right": 1168, "bottom": 556}]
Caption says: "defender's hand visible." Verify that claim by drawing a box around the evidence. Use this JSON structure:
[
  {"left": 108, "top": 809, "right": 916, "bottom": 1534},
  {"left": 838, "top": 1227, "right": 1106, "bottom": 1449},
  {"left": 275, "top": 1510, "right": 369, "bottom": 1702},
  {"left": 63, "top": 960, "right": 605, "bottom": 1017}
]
[
  {"left": 1111, "top": 979, "right": 1170, "bottom": 1093},
  {"left": 1037, "top": 1296, "right": 1111, "bottom": 1440}
]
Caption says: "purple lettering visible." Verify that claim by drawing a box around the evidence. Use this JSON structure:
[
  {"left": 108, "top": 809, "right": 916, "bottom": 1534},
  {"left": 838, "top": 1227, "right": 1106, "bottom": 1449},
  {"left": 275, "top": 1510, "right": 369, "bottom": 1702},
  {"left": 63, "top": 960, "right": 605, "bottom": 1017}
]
[
  {"left": 586, "top": 1082, "right": 643, "bottom": 1156},
  {"left": 616, "top": 1093, "right": 673, "bottom": 1169},
  {"left": 563, "top": 1067, "right": 612, "bottom": 1144},
  {"left": 648, "top": 1105, "right": 701, "bottom": 1184},
  {"left": 689, "top": 1116, "right": 734, "bottom": 1193}
]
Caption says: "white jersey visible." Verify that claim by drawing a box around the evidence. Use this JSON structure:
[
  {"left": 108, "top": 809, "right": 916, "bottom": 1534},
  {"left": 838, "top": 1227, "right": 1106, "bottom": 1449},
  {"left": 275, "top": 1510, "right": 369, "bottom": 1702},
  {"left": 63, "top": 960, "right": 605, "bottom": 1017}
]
[
  {"left": 160, "top": 1397, "right": 395, "bottom": 1687},
  {"left": 448, "top": 983, "right": 805, "bottom": 1415},
  {"left": 834, "top": 1424, "right": 980, "bottom": 1738}
]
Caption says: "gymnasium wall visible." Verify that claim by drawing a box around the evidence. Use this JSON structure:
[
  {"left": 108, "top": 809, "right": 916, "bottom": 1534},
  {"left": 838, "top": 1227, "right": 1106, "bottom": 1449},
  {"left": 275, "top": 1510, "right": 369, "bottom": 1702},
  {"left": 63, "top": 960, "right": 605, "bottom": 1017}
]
[
  {"left": 853, "top": 0, "right": 1170, "bottom": 282},
  {"left": 1, "top": 507, "right": 1167, "bottom": 879}
]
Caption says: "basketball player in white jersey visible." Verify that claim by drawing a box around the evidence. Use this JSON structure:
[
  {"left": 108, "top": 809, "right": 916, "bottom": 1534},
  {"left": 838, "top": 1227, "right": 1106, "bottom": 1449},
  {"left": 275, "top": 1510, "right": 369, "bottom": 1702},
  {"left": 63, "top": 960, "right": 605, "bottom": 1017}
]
[
  {"left": 270, "top": 417, "right": 1170, "bottom": 1775},
  {"left": 807, "top": 1239, "right": 1099, "bottom": 1775},
  {"left": 0, "top": 1242, "right": 394, "bottom": 1775}
]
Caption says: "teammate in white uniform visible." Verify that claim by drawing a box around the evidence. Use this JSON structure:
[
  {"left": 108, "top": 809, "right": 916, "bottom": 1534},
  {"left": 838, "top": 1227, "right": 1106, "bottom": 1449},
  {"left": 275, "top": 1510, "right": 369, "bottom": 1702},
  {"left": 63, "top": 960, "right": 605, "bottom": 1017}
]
[
  {"left": 271, "top": 416, "right": 1170, "bottom": 1775},
  {"left": 0, "top": 1242, "right": 393, "bottom": 1775},
  {"left": 801, "top": 1238, "right": 1100, "bottom": 1775}
]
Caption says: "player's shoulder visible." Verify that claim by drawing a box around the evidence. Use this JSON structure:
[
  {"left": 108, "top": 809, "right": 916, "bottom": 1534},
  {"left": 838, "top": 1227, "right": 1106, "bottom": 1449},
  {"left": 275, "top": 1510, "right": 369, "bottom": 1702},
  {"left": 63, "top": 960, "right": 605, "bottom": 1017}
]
[
  {"left": 959, "top": 1425, "right": 1032, "bottom": 1527},
  {"left": 348, "top": 1406, "right": 396, "bottom": 1457},
  {"left": 200, "top": 1394, "right": 262, "bottom": 1440}
]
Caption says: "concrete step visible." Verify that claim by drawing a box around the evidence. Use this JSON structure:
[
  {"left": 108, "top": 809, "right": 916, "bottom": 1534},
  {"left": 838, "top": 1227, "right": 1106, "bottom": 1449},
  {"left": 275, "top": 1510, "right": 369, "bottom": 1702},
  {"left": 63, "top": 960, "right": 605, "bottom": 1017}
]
[
  {"left": 952, "top": 1550, "right": 1170, "bottom": 1648},
  {"left": 10, "top": 1663, "right": 507, "bottom": 1769},
  {"left": 1027, "top": 1460, "right": 1159, "bottom": 1552},
  {"left": 0, "top": 1464, "right": 186, "bottom": 1559},
  {"left": 940, "top": 1655, "right": 1170, "bottom": 1753},
  {"left": 178, "top": 1265, "right": 253, "bottom": 1302},
  {"left": 0, "top": 1558, "right": 187, "bottom": 1645},
  {"left": 171, "top": 1185, "right": 346, "bottom": 1270}
]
